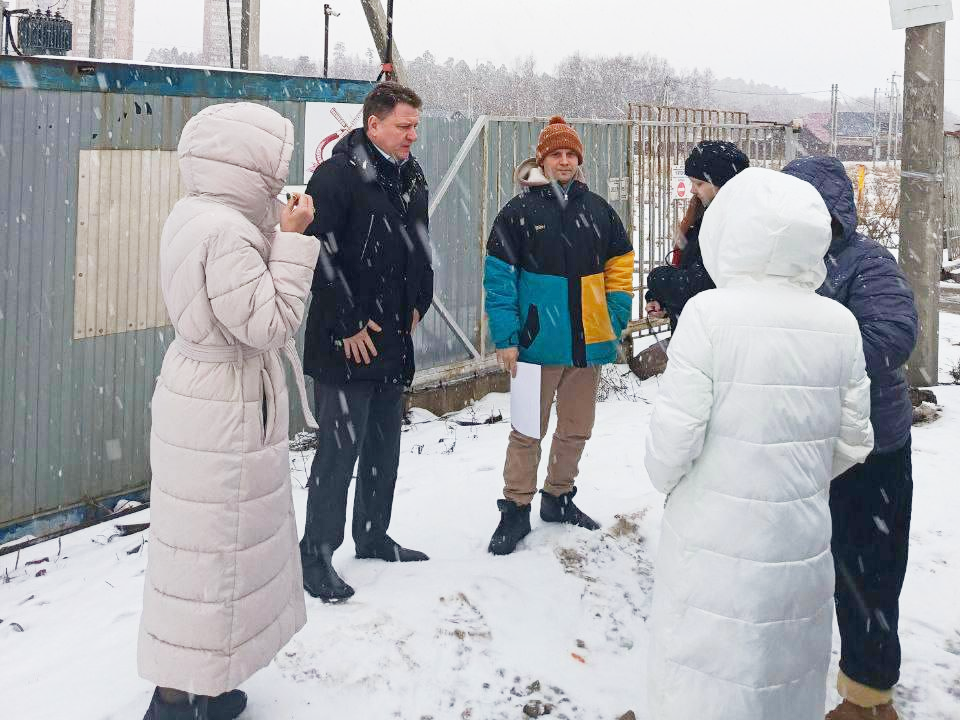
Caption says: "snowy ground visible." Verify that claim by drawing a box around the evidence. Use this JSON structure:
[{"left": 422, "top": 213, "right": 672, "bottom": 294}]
[{"left": 2, "top": 315, "right": 960, "bottom": 720}]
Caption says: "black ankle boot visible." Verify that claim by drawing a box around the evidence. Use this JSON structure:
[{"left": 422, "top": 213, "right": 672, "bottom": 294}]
[
  {"left": 540, "top": 488, "right": 600, "bottom": 530},
  {"left": 208, "top": 690, "right": 247, "bottom": 720},
  {"left": 143, "top": 689, "right": 209, "bottom": 720},
  {"left": 302, "top": 544, "right": 355, "bottom": 603},
  {"left": 488, "top": 499, "right": 532, "bottom": 555}
]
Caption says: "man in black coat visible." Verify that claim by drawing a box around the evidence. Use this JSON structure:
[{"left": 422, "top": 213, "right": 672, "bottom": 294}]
[
  {"left": 299, "top": 82, "right": 433, "bottom": 602},
  {"left": 645, "top": 140, "right": 749, "bottom": 330}
]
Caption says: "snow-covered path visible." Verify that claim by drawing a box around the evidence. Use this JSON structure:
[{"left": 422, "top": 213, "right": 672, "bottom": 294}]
[{"left": 2, "top": 314, "right": 959, "bottom": 720}]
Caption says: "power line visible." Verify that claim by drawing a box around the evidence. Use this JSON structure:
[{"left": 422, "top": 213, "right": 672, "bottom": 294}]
[
  {"left": 711, "top": 87, "right": 831, "bottom": 97},
  {"left": 839, "top": 90, "right": 875, "bottom": 109}
]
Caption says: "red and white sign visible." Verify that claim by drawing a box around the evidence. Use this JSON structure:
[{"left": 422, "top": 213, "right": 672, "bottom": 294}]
[
  {"left": 303, "top": 102, "right": 364, "bottom": 183},
  {"left": 671, "top": 166, "right": 689, "bottom": 201}
]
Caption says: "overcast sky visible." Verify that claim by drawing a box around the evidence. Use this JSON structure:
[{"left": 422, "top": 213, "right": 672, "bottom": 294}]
[{"left": 132, "top": 0, "right": 960, "bottom": 118}]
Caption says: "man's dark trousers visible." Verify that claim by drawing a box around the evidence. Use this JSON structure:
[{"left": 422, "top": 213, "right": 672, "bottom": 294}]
[
  {"left": 300, "top": 379, "right": 404, "bottom": 558},
  {"left": 831, "top": 436, "right": 913, "bottom": 693}
]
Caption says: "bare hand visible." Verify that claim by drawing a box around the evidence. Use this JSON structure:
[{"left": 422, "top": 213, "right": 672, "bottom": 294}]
[
  {"left": 411, "top": 309, "right": 421, "bottom": 333},
  {"left": 497, "top": 347, "right": 519, "bottom": 378},
  {"left": 343, "top": 320, "right": 382, "bottom": 364},
  {"left": 645, "top": 300, "right": 666, "bottom": 319},
  {"left": 280, "top": 192, "right": 315, "bottom": 234}
]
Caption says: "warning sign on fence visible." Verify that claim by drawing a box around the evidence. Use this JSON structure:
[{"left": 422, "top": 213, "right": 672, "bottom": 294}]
[{"left": 671, "top": 166, "right": 689, "bottom": 201}]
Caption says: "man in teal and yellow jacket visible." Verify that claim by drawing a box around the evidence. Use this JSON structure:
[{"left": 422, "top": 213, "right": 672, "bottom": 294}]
[{"left": 484, "top": 116, "right": 634, "bottom": 555}]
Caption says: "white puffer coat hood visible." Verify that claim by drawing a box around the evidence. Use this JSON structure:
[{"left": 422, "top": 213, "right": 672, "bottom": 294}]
[
  {"left": 177, "top": 101, "right": 293, "bottom": 235},
  {"left": 699, "top": 166, "right": 831, "bottom": 291}
]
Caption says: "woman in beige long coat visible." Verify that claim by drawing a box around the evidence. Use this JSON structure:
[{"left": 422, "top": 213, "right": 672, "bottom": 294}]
[{"left": 137, "top": 102, "right": 320, "bottom": 720}]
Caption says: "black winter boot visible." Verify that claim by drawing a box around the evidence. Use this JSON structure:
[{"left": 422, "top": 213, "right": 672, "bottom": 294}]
[
  {"left": 488, "top": 499, "right": 532, "bottom": 555},
  {"left": 208, "top": 690, "right": 248, "bottom": 720},
  {"left": 143, "top": 689, "right": 209, "bottom": 720},
  {"left": 355, "top": 534, "right": 429, "bottom": 562},
  {"left": 302, "top": 544, "right": 355, "bottom": 603},
  {"left": 540, "top": 488, "right": 600, "bottom": 530}
]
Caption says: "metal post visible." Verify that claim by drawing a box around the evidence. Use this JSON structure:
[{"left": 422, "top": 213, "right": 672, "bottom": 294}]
[
  {"left": 225, "top": 0, "right": 234, "bottom": 68},
  {"left": 88, "top": 0, "right": 103, "bottom": 57},
  {"left": 240, "top": 0, "right": 250, "bottom": 70},
  {"left": 887, "top": 76, "right": 895, "bottom": 166},
  {"left": 479, "top": 122, "right": 489, "bottom": 358},
  {"left": 873, "top": 87, "right": 879, "bottom": 168},
  {"left": 829, "top": 84, "right": 839, "bottom": 156},
  {"left": 900, "top": 22, "right": 946, "bottom": 387},
  {"left": 893, "top": 78, "right": 901, "bottom": 162},
  {"left": 384, "top": 0, "right": 393, "bottom": 79},
  {"left": 359, "top": 0, "right": 407, "bottom": 84},
  {"left": 324, "top": 4, "right": 330, "bottom": 77},
  {"left": 323, "top": 4, "right": 338, "bottom": 78}
]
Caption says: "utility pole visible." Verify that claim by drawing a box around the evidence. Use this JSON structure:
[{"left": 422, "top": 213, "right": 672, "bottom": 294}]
[
  {"left": 887, "top": 75, "right": 896, "bottom": 165},
  {"left": 323, "top": 4, "right": 340, "bottom": 78},
  {"left": 88, "top": 0, "right": 103, "bottom": 57},
  {"left": 893, "top": 74, "right": 901, "bottom": 162},
  {"left": 359, "top": 0, "right": 408, "bottom": 85},
  {"left": 829, "top": 84, "right": 839, "bottom": 156},
  {"left": 239, "top": 0, "right": 250, "bottom": 70},
  {"left": 899, "top": 22, "right": 946, "bottom": 387},
  {"left": 225, "top": 0, "right": 234, "bottom": 68},
  {"left": 873, "top": 87, "right": 880, "bottom": 167}
]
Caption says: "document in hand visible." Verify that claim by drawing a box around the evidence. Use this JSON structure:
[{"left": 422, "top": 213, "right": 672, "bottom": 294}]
[{"left": 510, "top": 362, "right": 542, "bottom": 439}]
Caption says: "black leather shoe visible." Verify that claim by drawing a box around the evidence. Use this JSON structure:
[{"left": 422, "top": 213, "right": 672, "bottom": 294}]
[
  {"left": 540, "top": 488, "right": 600, "bottom": 530},
  {"left": 302, "top": 546, "right": 355, "bottom": 603},
  {"left": 355, "top": 535, "right": 429, "bottom": 562},
  {"left": 208, "top": 690, "right": 247, "bottom": 720}
]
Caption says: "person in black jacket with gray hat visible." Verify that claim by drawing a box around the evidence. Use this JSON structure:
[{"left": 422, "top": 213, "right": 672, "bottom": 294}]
[
  {"left": 299, "top": 82, "right": 433, "bottom": 603},
  {"left": 645, "top": 140, "right": 749, "bottom": 330}
]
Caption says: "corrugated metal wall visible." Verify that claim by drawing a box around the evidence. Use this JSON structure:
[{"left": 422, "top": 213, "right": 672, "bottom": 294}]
[
  {"left": 408, "top": 116, "right": 478, "bottom": 369},
  {"left": 0, "top": 64, "right": 635, "bottom": 535},
  {"left": 0, "top": 81, "right": 309, "bottom": 532}
]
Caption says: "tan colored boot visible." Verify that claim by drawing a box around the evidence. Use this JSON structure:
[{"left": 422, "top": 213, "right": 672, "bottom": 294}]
[{"left": 826, "top": 700, "right": 898, "bottom": 720}]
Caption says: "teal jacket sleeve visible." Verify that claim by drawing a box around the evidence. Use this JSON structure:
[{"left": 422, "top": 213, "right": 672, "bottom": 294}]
[{"left": 484, "top": 205, "right": 522, "bottom": 349}]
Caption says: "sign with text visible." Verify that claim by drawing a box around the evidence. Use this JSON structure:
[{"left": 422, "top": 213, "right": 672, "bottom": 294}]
[
  {"left": 889, "top": 0, "right": 953, "bottom": 29},
  {"left": 303, "top": 102, "right": 363, "bottom": 183},
  {"left": 671, "top": 166, "right": 690, "bottom": 201}
]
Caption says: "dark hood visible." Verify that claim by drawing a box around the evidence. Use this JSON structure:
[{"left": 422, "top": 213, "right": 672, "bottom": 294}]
[{"left": 781, "top": 156, "right": 859, "bottom": 252}]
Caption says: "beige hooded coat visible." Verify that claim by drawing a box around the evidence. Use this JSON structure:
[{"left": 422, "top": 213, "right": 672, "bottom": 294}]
[{"left": 137, "top": 102, "right": 319, "bottom": 695}]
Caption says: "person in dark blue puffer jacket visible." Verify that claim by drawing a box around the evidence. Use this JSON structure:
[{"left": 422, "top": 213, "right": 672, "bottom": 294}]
[{"left": 783, "top": 156, "right": 918, "bottom": 720}]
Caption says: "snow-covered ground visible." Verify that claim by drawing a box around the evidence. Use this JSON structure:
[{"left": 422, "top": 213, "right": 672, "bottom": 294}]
[{"left": 2, "top": 314, "right": 960, "bottom": 720}]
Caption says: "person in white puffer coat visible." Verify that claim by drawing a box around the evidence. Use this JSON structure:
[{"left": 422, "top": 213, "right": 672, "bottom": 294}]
[
  {"left": 137, "top": 102, "right": 320, "bottom": 720},
  {"left": 644, "top": 167, "right": 875, "bottom": 720}
]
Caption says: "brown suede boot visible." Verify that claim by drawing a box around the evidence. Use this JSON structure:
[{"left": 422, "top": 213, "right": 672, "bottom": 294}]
[{"left": 826, "top": 700, "right": 898, "bottom": 720}]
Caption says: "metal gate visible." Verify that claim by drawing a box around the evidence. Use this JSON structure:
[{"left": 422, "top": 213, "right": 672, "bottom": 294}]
[
  {"left": 627, "top": 105, "right": 798, "bottom": 315},
  {"left": 946, "top": 132, "right": 960, "bottom": 261},
  {"left": 412, "top": 114, "right": 633, "bottom": 388}
]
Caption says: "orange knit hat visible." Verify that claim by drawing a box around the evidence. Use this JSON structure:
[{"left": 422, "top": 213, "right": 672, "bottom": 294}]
[{"left": 536, "top": 116, "right": 584, "bottom": 165}]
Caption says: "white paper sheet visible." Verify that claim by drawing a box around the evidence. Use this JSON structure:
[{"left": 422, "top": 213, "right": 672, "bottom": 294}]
[{"left": 510, "top": 362, "right": 542, "bottom": 439}]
